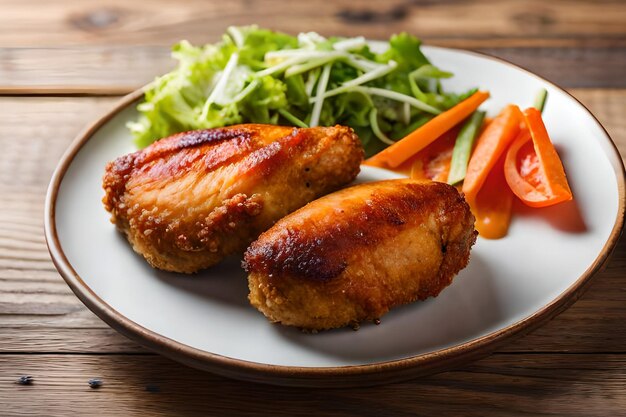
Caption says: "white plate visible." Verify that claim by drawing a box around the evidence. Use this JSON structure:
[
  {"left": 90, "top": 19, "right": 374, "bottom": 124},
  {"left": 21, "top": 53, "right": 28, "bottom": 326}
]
[{"left": 45, "top": 45, "right": 625, "bottom": 386}]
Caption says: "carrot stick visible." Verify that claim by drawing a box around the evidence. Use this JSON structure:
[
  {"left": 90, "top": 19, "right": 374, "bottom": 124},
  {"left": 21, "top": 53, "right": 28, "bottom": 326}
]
[
  {"left": 364, "top": 91, "right": 490, "bottom": 169},
  {"left": 462, "top": 104, "right": 523, "bottom": 205}
]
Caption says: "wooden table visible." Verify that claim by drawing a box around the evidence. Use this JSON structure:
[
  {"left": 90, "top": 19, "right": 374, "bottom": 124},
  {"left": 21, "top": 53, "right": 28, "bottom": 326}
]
[{"left": 1, "top": 1, "right": 625, "bottom": 415}]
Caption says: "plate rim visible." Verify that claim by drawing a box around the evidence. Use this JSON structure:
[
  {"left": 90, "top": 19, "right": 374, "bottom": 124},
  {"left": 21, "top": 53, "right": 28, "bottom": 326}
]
[{"left": 44, "top": 45, "right": 626, "bottom": 387}]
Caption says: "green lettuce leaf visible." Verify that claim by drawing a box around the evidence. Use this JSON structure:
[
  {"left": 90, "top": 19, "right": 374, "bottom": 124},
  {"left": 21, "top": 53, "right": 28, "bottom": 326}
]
[{"left": 129, "top": 27, "right": 477, "bottom": 157}]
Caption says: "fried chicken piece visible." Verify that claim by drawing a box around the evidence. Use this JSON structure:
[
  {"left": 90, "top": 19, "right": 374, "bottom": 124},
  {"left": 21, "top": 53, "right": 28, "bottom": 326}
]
[
  {"left": 103, "top": 124, "right": 363, "bottom": 273},
  {"left": 244, "top": 179, "right": 477, "bottom": 330}
]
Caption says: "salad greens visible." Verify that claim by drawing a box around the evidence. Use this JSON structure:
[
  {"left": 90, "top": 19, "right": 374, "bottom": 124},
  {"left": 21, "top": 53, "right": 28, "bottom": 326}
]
[{"left": 128, "top": 26, "right": 475, "bottom": 156}]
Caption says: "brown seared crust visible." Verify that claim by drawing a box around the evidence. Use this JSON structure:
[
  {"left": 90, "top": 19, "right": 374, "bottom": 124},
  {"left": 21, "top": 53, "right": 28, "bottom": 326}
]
[
  {"left": 102, "top": 124, "right": 363, "bottom": 273},
  {"left": 102, "top": 125, "right": 292, "bottom": 218},
  {"left": 244, "top": 179, "right": 477, "bottom": 330}
]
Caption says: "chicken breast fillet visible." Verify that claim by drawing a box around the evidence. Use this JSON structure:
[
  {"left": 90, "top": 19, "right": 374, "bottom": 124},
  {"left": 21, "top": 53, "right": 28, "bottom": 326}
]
[
  {"left": 103, "top": 124, "right": 363, "bottom": 273},
  {"left": 244, "top": 179, "right": 477, "bottom": 330}
]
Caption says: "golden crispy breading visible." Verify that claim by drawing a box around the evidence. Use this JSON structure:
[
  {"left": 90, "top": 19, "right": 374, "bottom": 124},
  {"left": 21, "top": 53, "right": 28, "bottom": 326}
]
[
  {"left": 244, "top": 179, "right": 477, "bottom": 330},
  {"left": 103, "top": 124, "right": 363, "bottom": 273}
]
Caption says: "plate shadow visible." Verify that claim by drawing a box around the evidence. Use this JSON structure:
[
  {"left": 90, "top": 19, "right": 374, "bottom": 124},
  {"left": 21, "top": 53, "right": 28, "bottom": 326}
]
[{"left": 152, "top": 255, "right": 251, "bottom": 308}]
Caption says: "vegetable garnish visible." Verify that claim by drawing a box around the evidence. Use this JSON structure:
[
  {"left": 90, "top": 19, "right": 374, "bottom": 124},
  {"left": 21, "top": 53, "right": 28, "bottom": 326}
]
[
  {"left": 472, "top": 154, "right": 514, "bottom": 239},
  {"left": 461, "top": 104, "right": 523, "bottom": 205},
  {"left": 533, "top": 88, "right": 548, "bottom": 113},
  {"left": 504, "top": 108, "right": 573, "bottom": 207},
  {"left": 364, "top": 90, "right": 490, "bottom": 168},
  {"left": 128, "top": 26, "right": 475, "bottom": 154},
  {"left": 447, "top": 110, "right": 486, "bottom": 185},
  {"left": 404, "top": 125, "right": 462, "bottom": 182},
  {"left": 366, "top": 84, "right": 574, "bottom": 239}
]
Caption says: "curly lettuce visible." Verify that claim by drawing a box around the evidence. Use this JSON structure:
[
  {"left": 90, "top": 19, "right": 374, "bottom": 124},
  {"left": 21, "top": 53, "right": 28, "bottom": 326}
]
[{"left": 129, "top": 26, "right": 475, "bottom": 156}]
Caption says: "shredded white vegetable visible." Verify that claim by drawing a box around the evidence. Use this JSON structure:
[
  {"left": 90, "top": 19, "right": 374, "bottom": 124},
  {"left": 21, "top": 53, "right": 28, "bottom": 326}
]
[
  {"left": 304, "top": 68, "right": 320, "bottom": 97},
  {"left": 298, "top": 32, "right": 327, "bottom": 48},
  {"left": 344, "top": 56, "right": 385, "bottom": 72},
  {"left": 353, "top": 86, "right": 442, "bottom": 115},
  {"left": 220, "top": 79, "right": 260, "bottom": 106},
  {"left": 402, "top": 102, "right": 411, "bottom": 125},
  {"left": 227, "top": 26, "right": 244, "bottom": 49},
  {"left": 369, "top": 108, "right": 396, "bottom": 145},
  {"left": 200, "top": 52, "right": 239, "bottom": 119},
  {"left": 285, "top": 52, "right": 346, "bottom": 78},
  {"left": 309, "top": 63, "right": 333, "bottom": 127},
  {"left": 257, "top": 52, "right": 337, "bottom": 78},
  {"left": 309, "top": 60, "right": 398, "bottom": 102},
  {"left": 333, "top": 37, "right": 367, "bottom": 51}
]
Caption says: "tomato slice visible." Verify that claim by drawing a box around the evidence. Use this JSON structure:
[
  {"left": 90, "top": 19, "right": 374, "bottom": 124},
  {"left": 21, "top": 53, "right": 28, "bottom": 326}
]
[
  {"left": 406, "top": 125, "right": 460, "bottom": 182},
  {"left": 504, "top": 108, "right": 573, "bottom": 207}
]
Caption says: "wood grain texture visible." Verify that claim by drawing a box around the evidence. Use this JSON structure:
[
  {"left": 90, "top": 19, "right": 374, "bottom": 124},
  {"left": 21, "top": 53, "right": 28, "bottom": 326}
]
[
  {"left": 2, "top": 46, "right": 625, "bottom": 94},
  {"left": 1, "top": 0, "right": 625, "bottom": 93},
  {"left": 2, "top": 0, "right": 625, "bottom": 47},
  {"left": 1, "top": 354, "right": 625, "bottom": 416}
]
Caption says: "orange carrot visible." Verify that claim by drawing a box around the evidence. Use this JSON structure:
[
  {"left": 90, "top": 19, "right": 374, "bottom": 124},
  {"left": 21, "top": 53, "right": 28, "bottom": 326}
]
[
  {"left": 504, "top": 108, "right": 572, "bottom": 207},
  {"left": 462, "top": 104, "right": 523, "bottom": 205},
  {"left": 364, "top": 91, "right": 490, "bottom": 169},
  {"left": 472, "top": 154, "right": 514, "bottom": 239},
  {"left": 408, "top": 125, "right": 460, "bottom": 182}
]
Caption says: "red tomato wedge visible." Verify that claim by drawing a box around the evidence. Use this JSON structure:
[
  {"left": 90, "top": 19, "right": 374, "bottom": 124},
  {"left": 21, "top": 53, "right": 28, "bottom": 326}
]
[
  {"left": 404, "top": 125, "right": 460, "bottom": 182},
  {"left": 504, "top": 108, "right": 573, "bottom": 207}
]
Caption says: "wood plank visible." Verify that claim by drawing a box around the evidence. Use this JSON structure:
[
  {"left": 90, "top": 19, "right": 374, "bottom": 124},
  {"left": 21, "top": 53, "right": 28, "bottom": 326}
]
[
  {"left": 0, "top": 47, "right": 171, "bottom": 95},
  {"left": 0, "top": 97, "right": 118, "bottom": 185},
  {"left": 0, "top": 353, "right": 625, "bottom": 416},
  {"left": 2, "top": 46, "right": 625, "bottom": 94},
  {"left": 1, "top": 0, "right": 625, "bottom": 47},
  {"left": 0, "top": 91, "right": 624, "bottom": 354},
  {"left": 0, "top": 329, "right": 144, "bottom": 353},
  {"left": 479, "top": 47, "right": 626, "bottom": 88},
  {"left": 1, "top": 0, "right": 625, "bottom": 93}
]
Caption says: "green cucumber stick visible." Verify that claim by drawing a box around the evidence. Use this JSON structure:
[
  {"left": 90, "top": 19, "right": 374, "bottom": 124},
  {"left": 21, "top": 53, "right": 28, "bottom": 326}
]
[
  {"left": 534, "top": 88, "right": 548, "bottom": 113},
  {"left": 447, "top": 110, "right": 486, "bottom": 185}
]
